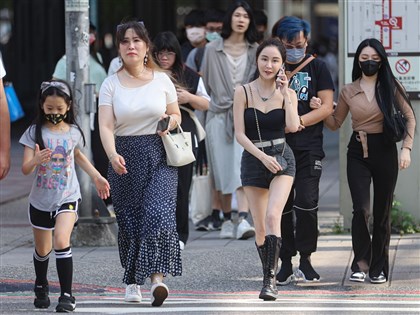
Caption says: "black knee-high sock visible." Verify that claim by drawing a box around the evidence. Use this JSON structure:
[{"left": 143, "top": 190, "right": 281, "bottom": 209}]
[
  {"left": 33, "top": 250, "right": 50, "bottom": 286},
  {"left": 55, "top": 247, "right": 73, "bottom": 296}
]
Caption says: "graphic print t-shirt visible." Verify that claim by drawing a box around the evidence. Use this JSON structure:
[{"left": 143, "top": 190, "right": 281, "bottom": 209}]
[
  {"left": 19, "top": 125, "right": 82, "bottom": 212},
  {"left": 285, "top": 55, "right": 335, "bottom": 151}
]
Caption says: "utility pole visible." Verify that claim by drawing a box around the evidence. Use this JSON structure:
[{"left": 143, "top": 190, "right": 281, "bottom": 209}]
[
  {"left": 65, "top": 0, "right": 91, "bottom": 217},
  {"left": 65, "top": 0, "right": 117, "bottom": 246}
]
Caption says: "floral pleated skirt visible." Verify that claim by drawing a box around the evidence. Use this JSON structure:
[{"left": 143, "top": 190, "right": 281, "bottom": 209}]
[{"left": 108, "top": 134, "right": 182, "bottom": 285}]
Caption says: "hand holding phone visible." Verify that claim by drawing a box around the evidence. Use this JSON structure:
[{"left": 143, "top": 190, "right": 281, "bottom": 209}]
[
  {"left": 156, "top": 116, "right": 170, "bottom": 133},
  {"left": 276, "top": 65, "right": 287, "bottom": 90}
]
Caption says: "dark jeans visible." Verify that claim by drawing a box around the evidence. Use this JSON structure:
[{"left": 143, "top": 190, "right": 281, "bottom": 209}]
[
  {"left": 280, "top": 149, "right": 324, "bottom": 260},
  {"left": 347, "top": 133, "right": 397, "bottom": 279}
]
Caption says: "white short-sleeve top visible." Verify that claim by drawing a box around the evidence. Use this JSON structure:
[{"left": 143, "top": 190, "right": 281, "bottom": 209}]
[
  {"left": 99, "top": 71, "right": 177, "bottom": 136},
  {"left": 0, "top": 58, "right": 5, "bottom": 78}
]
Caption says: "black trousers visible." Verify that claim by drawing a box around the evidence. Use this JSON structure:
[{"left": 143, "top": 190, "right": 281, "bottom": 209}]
[
  {"left": 175, "top": 111, "right": 197, "bottom": 244},
  {"left": 347, "top": 133, "right": 397, "bottom": 279},
  {"left": 280, "top": 149, "right": 324, "bottom": 260},
  {"left": 176, "top": 161, "right": 194, "bottom": 244}
]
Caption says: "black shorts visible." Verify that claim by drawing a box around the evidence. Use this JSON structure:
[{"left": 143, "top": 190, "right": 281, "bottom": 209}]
[
  {"left": 28, "top": 200, "right": 80, "bottom": 230},
  {"left": 241, "top": 143, "right": 296, "bottom": 189}
]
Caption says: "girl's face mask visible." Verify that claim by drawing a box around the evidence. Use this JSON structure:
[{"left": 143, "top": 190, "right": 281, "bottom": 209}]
[{"left": 45, "top": 113, "right": 67, "bottom": 125}]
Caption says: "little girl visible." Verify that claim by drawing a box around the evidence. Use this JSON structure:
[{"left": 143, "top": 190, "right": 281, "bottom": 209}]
[{"left": 19, "top": 79, "right": 110, "bottom": 313}]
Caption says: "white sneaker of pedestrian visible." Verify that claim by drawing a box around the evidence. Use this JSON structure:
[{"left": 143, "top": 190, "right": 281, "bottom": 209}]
[
  {"left": 150, "top": 282, "right": 169, "bottom": 307},
  {"left": 179, "top": 240, "right": 185, "bottom": 251},
  {"left": 219, "top": 220, "right": 235, "bottom": 239},
  {"left": 236, "top": 218, "right": 255, "bottom": 240},
  {"left": 125, "top": 284, "right": 142, "bottom": 303}
]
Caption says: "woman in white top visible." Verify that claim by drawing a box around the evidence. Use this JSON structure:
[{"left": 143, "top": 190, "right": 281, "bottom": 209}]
[{"left": 98, "top": 20, "right": 182, "bottom": 307}]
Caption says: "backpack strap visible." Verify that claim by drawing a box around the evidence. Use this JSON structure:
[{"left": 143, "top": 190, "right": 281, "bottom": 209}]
[
  {"left": 285, "top": 55, "right": 315, "bottom": 80},
  {"left": 194, "top": 47, "right": 206, "bottom": 72}
]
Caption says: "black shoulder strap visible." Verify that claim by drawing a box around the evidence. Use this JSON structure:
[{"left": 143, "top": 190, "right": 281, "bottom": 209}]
[
  {"left": 194, "top": 47, "right": 206, "bottom": 71},
  {"left": 242, "top": 85, "right": 249, "bottom": 108}
]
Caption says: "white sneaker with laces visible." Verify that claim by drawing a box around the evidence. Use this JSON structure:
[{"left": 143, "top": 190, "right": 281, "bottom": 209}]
[
  {"left": 219, "top": 220, "right": 235, "bottom": 239},
  {"left": 125, "top": 284, "right": 142, "bottom": 303},
  {"left": 236, "top": 218, "right": 255, "bottom": 240}
]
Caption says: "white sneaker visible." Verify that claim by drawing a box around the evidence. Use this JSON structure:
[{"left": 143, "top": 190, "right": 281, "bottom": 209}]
[
  {"left": 150, "top": 282, "right": 169, "bottom": 307},
  {"left": 236, "top": 218, "right": 255, "bottom": 240},
  {"left": 125, "top": 284, "right": 142, "bottom": 303},
  {"left": 219, "top": 220, "right": 235, "bottom": 239},
  {"left": 179, "top": 240, "right": 185, "bottom": 251}
]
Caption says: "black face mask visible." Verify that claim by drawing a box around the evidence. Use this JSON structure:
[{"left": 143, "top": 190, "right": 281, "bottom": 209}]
[
  {"left": 360, "top": 60, "right": 380, "bottom": 76},
  {"left": 45, "top": 113, "right": 67, "bottom": 125}
]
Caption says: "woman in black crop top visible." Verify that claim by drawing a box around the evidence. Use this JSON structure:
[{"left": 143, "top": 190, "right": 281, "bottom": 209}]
[{"left": 233, "top": 38, "right": 299, "bottom": 301}]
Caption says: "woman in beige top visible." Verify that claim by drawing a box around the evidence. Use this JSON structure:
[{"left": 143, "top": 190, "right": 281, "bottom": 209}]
[{"left": 322, "top": 38, "right": 415, "bottom": 284}]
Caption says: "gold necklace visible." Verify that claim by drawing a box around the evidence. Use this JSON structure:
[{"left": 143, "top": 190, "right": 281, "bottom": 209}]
[
  {"left": 256, "top": 81, "right": 276, "bottom": 102},
  {"left": 124, "top": 67, "right": 146, "bottom": 79}
]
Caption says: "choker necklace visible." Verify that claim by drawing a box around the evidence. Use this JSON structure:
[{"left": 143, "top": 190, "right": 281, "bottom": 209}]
[
  {"left": 124, "top": 67, "right": 146, "bottom": 79},
  {"left": 256, "top": 81, "right": 276, "bottom": 102}
]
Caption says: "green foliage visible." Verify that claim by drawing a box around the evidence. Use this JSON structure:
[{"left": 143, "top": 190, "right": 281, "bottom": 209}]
[
  {"left": 332, "top": 218, "right": 344, "bottom": 234},
  {"left": 391, "top": 200, "right": 420, "bottom": 235}
]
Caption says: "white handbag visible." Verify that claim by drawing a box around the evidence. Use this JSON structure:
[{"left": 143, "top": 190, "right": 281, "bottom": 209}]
[{"left": 162, "top": 123, "right": 196, "bottom": 167}]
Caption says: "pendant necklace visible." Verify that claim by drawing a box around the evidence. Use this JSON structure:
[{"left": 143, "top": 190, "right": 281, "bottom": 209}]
[
  {"left": 256, "top": 81, "right": 276, "bottom": 102},
  {"left": 124, "top": 67, "right": 146, "bottom": 79}
]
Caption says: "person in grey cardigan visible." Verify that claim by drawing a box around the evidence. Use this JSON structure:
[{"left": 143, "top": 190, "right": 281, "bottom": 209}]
[{"left": 200, "top": 0, "right": 259, "bottom": 240}]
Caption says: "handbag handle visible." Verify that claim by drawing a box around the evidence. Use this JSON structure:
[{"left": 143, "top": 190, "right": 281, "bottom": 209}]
[{"left": 248, "top": 84, "right": 285, "bottom": 156}]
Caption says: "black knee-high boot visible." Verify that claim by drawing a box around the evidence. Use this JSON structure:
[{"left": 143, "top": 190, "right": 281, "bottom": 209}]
[{"left": 256, "top": 235, "right": 282, "bottom": 301}]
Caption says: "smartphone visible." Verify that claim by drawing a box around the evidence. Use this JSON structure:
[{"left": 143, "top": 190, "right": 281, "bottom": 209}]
[
  {"left": 156, "top": 116, "right": 170, "bottom": 132},
  {"left": 276, "top": 64, "right": 286, "bottom": 89}
]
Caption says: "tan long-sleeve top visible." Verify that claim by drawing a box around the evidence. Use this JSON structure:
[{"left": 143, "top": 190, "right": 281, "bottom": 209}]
[{"left": 328, "top": 79, "right": 415, "bottom": 150}]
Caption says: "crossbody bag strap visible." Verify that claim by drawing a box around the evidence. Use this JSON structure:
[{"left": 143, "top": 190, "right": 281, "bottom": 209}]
[
  {"left": 248, "top": 85, "right": 264, "bottom": 152},
  {"left": 249, "top": 85, "right": 286, "bottom": 156},
  {"left": 285, "top": 55, "right": 315, "bottom": 80}
]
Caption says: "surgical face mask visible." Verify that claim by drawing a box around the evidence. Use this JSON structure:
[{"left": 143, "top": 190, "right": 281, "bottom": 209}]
[
  {"left": 186, "top": 27, "right": 205, "bottom": 44},
  {"left": 360, "top": 60, "right": 380, "bottom": 77},
  {"left": 205, "top": 31, "right": 221, "bottom": 42},
  {"left": 45, "top": 113, "right": 67, "bottom": 125},
  {"left": 285, "top": 47, "right": 306, "bottom": 63}
]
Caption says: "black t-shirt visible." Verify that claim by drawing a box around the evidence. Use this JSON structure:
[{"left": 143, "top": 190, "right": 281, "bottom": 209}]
[
  {"left": 175, "top": 66, "right": 200, "bottom": 145},
  {"left": 285, "top": 55, "right": 335, "bottom": 151}
]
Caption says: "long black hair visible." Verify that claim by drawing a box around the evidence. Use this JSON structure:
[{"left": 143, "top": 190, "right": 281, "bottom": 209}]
[
  {"left": 152, "top": 31, "right": 189, "bottom": 90},
  {"left": 31, "top": 79, "right": 85, "bottom": 150},
  {"left": 221, "top": 0, "right": 259, "bottom": 44},
  {"left": 152, "top": 31, "right": 184, "bottom": 77},
  {"left": 352, "top": 38, "right": 414, "bottom": 138}
]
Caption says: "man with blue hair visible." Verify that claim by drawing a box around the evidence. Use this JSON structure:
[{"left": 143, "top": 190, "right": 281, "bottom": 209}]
[{"left": 275, "top": 16, "right": 334, "bottom": 285}]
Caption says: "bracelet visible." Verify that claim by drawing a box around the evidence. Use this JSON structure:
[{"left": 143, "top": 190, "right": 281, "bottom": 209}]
[
  {"left": 108, "top": 152, "right": 118, "bottom": 161},
  {"left": 299, "top": 116, "right": 305, "bottom": 126},
  {"left": 402, "top": 147, "right": 411, "bottom": 151},
  {"left": 169, "top": 115, "right": 179, "bottom": 130}
]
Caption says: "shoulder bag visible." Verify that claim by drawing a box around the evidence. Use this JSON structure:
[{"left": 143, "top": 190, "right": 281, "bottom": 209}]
[{"left": 162, "top": 121, "right": 196, "bottom": 167}]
